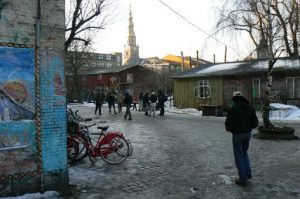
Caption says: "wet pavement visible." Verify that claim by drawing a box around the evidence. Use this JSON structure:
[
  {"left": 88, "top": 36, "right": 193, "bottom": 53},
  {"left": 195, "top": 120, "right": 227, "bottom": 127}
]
[{"left": 64, "top": 105, "right": 300, "bottom": 199}]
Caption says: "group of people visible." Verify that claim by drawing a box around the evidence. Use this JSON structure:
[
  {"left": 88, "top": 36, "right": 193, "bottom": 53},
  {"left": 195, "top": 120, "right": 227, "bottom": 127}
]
[
  {"left": 93, "top": 90, "right": 167, "bottom": 120},
  {"left": 140, "top": 91, "right": 167, "bottom": 117}
]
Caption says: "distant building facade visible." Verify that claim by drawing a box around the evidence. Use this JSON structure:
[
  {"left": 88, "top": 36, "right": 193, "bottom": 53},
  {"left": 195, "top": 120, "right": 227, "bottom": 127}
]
[
  {"left": 66, "top": 51, "right": 122, "bottom": 71},
  {"left": 124, "top": 5, "right": 140, "bottom": 66}
]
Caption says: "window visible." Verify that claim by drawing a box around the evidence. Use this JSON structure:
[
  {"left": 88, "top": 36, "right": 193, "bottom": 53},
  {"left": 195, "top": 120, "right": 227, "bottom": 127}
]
[
  {"left": 106, "top": 55, "right": 111, "bottom": 60},
  {"left": 195, "top": 80, "right": 211, "bottom": 98},
  {"left": 98, "top": 55, "right": 103, "bottom": 60},
  {"left": 287, "top": 77, "right": 300, "bottom": 98},
  {"left": 127, "top": 73, "right": 133, "bottom": 83},
  {"left": 252, "top": 78, "right": 260, "bottom": 99},
  {"left": 106, "top": 63, "right": 112, "bottom": 67},
  {"left": 97, "top": 74, "right": 102, "bottom": 80}
]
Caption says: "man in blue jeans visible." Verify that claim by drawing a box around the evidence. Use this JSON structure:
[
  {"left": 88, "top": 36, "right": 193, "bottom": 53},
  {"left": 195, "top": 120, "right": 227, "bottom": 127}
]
[{"left": 225, "top": 91, "right": 258, "bottom": 187}]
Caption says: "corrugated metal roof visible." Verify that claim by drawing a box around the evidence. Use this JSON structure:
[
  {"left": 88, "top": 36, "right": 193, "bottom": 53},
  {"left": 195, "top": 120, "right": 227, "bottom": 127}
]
[{"left": 172, "top": 57, "right": 300, "bottom": 79}]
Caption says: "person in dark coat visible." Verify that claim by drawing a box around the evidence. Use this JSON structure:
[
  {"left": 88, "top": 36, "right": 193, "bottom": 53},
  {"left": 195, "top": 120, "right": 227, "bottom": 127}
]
[
  {"left": 225, "top": 91, "right": 258, "bottom": 187},
  {"left": 94, "top": 91, "right": 105, "bottom": 115},
  {"left": 123, "top": 92, "right": 133, "bottom": 120},
  {"left": 142, "top": 93, "right": 150, "bottom": 116},
  {"left": 107, "top": 92, "right": 117, "bottom": 114},
  {"left": 157, "top": 90, "right": 166, "bottom": 116}
]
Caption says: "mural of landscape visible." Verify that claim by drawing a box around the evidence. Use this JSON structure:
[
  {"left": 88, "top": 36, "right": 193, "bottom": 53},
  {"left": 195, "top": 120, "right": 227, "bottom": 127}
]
[{"left": 0, "top": 46, "right": 37, "bottom": 176}]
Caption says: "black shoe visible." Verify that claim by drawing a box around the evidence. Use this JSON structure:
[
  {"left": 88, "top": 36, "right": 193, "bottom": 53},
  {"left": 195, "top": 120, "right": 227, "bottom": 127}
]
[
  {"left": 235, "top": 178, "right": 247, "bottom": 187},
  {"left": 128, "top": 118, "right": 132, "bottom": 120}
]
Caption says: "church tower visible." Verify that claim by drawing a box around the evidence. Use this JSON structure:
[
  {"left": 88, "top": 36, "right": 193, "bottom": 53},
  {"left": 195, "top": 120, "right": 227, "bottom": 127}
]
[{"left": 124, "top": 4, "right": 140, "bottom": 66}]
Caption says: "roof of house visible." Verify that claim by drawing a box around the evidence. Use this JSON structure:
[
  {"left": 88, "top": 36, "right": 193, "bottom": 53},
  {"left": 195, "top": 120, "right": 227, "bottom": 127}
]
[
  {"left": 79, "top": 65, "right": 140, "bottom": 75},
  {"left": 172, "top": 57, "right": 300, "bottom": 78},
  {"left": 78, "top": 64, "right": 158, "bottom": 76},
  {"left": 162, "top": 54, "right": 211, "bottom": 66}
]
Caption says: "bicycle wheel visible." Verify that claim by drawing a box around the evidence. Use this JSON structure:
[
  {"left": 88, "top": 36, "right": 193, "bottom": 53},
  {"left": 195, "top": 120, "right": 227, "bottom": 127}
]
[
  {"left": 67, "top": 135, "right": 87, "bottom": 165},
  {"left": 100, "top": 135, "right": 129, "bottom": 165}
]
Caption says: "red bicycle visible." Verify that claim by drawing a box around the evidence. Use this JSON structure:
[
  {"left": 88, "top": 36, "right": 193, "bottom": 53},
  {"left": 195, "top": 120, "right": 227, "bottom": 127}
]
[{"left": 67, "top": 108, "right": 132, "bottom": 165}]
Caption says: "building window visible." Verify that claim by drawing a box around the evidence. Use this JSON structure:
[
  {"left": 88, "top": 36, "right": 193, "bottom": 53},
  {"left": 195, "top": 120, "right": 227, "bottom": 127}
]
[
  {"left": 81, "top": 76, "right": 87, "bottom": 81},
  {"left": 106, "top": 63, "right": 112, "bottom": 67},
  {"left": 195, "top": 80, "right": 211, "bottom": 98},
  {"left": 106, "top": 55, "right": 111, "bottom": 60},
  {"left": 127, "top": 73, "right": 133, "bottom": 83},
  {"left": 98, "top": 55, "right": 103, "bottom": 60},
  {"left": 252, "top": 78, "right": 260, "bottom": 99},
  {"left": 287, "top": 77, "right": 300, "bottom": 98},
  {"left": 97, "top": 74, "right": 102, "bottom": 80}
]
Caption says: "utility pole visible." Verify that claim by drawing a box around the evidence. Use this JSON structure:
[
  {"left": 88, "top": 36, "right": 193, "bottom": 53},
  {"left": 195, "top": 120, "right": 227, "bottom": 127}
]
[
  {"left": 189, "top": 56, "right": 192, "bottom": 69},
  {"left": 196, "top": 50, "right": 199, "bottom": 67},
  {"left": 224, "top": 46, "right": 227, "bottom": 63}
]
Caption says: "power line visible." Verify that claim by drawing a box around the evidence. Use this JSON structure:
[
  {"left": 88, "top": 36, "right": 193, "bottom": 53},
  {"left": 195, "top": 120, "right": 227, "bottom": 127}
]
[{"left": 156, "top": 0, "right": 239, "bottom": 54}]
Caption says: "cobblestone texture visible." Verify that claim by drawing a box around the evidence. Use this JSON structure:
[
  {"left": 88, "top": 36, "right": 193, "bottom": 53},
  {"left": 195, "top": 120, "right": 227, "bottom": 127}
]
[{"left": 67, "top": 106, "right": 300, "bottom": 199}]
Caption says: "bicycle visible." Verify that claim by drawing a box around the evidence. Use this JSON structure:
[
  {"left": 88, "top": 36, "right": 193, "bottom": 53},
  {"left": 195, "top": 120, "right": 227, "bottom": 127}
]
[
  {"left": 67, "top": 108, "right": 132, "bottom": 165},
  {"left": 67, "top": 108, "right": 92, "bottom": 164},
  {"left": 69, "top": 125, "right": 131, "bottom": 165}
]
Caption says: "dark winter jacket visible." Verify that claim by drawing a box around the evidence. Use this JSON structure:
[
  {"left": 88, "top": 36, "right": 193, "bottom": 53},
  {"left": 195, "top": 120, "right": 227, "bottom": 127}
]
[
  {"left": 123, "top": 93, "right": 133, "bottom": 106},
  {"left": 149, "top": 94, "right": 157, "bottom": 103},
  {"left": 158, "top": 91, "right": 165, "bottom": 106},
  {"left": 142, "top": 94, "right": 149, "bottom": 106},
  {"left": 225, "top": 96, "right": 258, "bottom": 134},
  {"left": 95, "top": 92, "right": 105, "bottom": 105},
  {"left": 107, "top": 94, "right": 116, "bottom": 105}
]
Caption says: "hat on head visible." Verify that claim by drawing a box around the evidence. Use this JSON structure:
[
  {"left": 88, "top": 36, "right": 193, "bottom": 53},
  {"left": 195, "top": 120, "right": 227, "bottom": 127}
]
[{"left": 232, "top": 91, "right": 243, "bottom": 97}]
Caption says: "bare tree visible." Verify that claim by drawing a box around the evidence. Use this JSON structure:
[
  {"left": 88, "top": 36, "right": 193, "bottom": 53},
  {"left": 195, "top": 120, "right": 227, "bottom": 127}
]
[
  {"left": 65, "top": 0, "right": 113, "bottom": 51},
  {"left": 217, "top": 0, "right": 299, "bottom": 128},
  {"left": 66, "top": 42, "right": 92, "bottom": 102}
]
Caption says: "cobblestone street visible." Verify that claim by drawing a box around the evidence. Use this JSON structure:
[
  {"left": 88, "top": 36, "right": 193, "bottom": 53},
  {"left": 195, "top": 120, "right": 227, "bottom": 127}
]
[{"left": 65, "top": 105, "right": 300, "bottom": 199}]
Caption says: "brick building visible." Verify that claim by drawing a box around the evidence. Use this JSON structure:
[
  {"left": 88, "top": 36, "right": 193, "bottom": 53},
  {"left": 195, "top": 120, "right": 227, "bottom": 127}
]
[{"left": 0, "top": 0, "right": 67, "bottom": 196}]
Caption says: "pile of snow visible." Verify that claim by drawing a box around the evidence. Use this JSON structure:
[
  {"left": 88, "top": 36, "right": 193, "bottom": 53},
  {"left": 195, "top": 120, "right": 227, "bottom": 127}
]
[
  {"left": 269, "top": 103, "right": 300, "bottom": 120},
  {"left": 2, "top": 191, "right": 61, "bottom": 199}
]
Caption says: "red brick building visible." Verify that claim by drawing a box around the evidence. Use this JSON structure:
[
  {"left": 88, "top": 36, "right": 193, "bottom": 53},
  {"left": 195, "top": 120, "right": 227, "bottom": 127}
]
[{"left": 67, "top": 65, "right": 165, "bottom": 102}]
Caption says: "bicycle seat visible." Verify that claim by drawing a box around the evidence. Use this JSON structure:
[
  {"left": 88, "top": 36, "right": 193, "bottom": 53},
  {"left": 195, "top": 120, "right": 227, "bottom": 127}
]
[{"left": 97, "top": 125, "right": 109, "bottom": 131}]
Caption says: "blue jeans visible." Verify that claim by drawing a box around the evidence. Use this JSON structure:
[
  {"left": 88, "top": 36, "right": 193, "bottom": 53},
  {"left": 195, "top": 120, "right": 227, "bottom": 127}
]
[{"left": 232, "top": 132, "right": 252, "bottom": 181}]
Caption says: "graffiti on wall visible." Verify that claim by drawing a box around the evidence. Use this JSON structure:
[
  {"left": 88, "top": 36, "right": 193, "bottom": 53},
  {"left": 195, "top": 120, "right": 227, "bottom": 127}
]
[{"left": 0, "top": 47, "right": 35, "bottom": 121}]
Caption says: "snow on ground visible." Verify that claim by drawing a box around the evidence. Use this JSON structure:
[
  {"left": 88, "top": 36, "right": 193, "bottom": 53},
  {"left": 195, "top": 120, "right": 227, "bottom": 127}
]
[
  {"left": 269, "top": 103, "right": 300, "bottom": 120},
  {"left": 68, "top": 101, "right": 300, "bottom": 121},
  {"left": 1, "top": 191, "right": 61, "bottom": 199}
]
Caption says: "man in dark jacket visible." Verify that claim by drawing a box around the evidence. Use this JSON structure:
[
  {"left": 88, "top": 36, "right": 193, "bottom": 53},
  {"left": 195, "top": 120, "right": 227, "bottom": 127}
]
[
  {"left": 157, "top": 90, "right": 166, "bottom": 116},
  {"left": 107, "top": 92, "right": 117, "bottom": 114},
  {"left": 94, "top": 91, "right": 105, "bottom": 115},
  {"left": 225, "top": 91, "right": 258, "bottom": 187},
  {"left": 123, "top": 92, "right": 133, "bottom": 120},
  {"left": 142, "top": 93, "right": 150, "bottom": 116}
]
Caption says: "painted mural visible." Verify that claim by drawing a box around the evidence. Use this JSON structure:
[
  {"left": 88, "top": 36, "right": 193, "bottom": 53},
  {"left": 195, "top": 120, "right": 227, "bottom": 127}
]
[
  {"left": 0, "top": 46, "right": 37, "bottom": 176},
  {"left": 0, "top": 47, "right": 35, "bottom": 121}
]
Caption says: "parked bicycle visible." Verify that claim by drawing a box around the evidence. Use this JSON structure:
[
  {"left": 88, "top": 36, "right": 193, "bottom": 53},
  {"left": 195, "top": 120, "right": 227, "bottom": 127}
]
[{"left": 67, "top": 107, "right": 132, "bottom": 165}]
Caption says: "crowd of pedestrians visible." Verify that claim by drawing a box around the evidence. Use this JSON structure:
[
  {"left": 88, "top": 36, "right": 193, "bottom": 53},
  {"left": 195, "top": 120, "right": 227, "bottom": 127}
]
[{"left": 92, "top": 89, "right": 168, "bottom": 120}]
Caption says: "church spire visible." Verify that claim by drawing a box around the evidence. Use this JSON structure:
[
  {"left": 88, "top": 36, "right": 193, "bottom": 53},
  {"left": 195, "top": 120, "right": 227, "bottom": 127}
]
[{"left": 124, "top": 2, "right": 140, "bottom": 66}]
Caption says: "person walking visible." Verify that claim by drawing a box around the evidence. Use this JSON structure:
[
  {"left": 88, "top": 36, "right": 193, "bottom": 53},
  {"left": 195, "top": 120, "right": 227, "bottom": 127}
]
[
  {"left": 157, "top": 90, "right": 166, "bottom": 116},
  {"left": 149, "top": 92, "right": 158, "bottom": 117},
  {"left": 94, "top": 90, "right": 105, "bottom": 115},
  {"left": 142, "top": 92, "right": 150, "bottom": 116},
  {"left": 225, "top": 91, "right": 258, "bottom": 187},
  {"left": 123, "top": 92, "right": 133, "bottom": 120},
  {"left": 116, "top": 92, "right": 123, "bottom": 113},
  {"left": 107, "top": 92, "right": 117, "bottom": 114}
]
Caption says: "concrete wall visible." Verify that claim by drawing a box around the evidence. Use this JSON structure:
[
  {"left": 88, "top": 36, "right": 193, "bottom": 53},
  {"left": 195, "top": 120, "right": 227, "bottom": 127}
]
[{"left": 0, "top": 0, "right": 67, "bottom": 196}]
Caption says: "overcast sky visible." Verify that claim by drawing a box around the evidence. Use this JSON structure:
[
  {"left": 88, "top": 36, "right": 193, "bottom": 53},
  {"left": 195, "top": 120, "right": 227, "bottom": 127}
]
[{"left": 92, "top": 0, "right": 252, "bottom": 63}]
